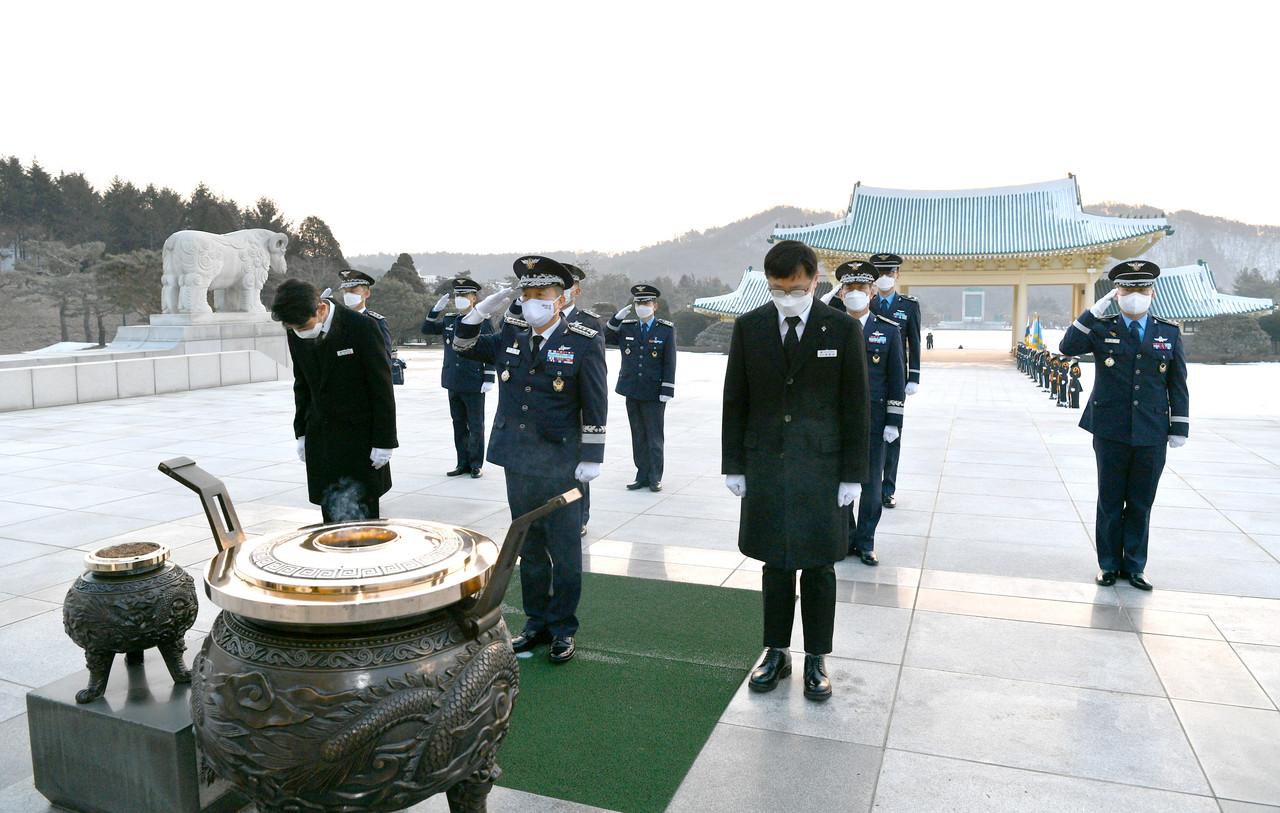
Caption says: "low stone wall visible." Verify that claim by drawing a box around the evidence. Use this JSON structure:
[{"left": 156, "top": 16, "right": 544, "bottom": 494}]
[{"left": 0, "top": 350, "right": 285, "bottom": 412}]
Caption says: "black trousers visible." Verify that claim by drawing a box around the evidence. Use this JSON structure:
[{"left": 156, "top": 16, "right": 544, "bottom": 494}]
[
  {"left": 1093, "top": 435, "right": 1166, "bottom": 574},
  {"left": 761, "top": 563, "right": 835, "bottom": 655},
  {"left": 625, "top": 397, "right": 666, "bottom": 485},
  {"left": 850, "top": 416, "right": 888, "bottom": 552},
  {"left": 882, "top": 424, "right": 902, "bottom": 498},
  {"left": 448, "top": 390, "right": 487, "bottom": 469},
  {"left": 506, "top": 470, "right": 584, "bottom": 638}
]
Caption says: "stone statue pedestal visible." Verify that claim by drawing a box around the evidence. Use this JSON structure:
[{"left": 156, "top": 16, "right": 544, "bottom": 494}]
[
  {"left": 112, "top": 312, "right": 290, "bottom": 369},
  {"left": 27, "top": 657, "right": 247, "bottom": 813}
]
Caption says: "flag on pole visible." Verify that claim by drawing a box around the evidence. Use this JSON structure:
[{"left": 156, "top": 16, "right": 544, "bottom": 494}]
[
  {"left": 1030, "top": 314, "right": 1045, "bottom": 350},
  {"left": 1023, "top": 319, "right": 1032, "bottom": 348}
]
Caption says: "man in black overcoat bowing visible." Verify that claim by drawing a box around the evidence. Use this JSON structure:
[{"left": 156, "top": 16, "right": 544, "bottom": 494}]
[
  {"left": 723, "top": 240, "right": 870, "bottom": 702},
  {"left": 271, "top": 279, "right": 398, "bottom": 522}
]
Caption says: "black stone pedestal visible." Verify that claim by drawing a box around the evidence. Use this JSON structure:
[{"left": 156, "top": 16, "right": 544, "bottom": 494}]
[{"left": 26, "top": 655, "right": 246, "bottom": 813}]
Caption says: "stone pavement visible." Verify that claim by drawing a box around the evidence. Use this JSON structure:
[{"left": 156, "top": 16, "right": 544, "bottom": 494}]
[{"left": 1, "top": 347, "right": 1278, "bottom": 812}]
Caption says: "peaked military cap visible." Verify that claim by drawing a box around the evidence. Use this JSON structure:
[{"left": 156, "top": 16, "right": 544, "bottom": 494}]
[
  {"left": 339, "top": 269, "right": 377, "bottom": 289},
  {"left": 451, "top": 277, "right": 482, "bottom": 294},
  {"left": 869, "top": 253, "right": 904, "bottom": 274},
  {"left": 1108, "top": 260, "right": 1160, "bottom": 288},
  {"left": 513, "top": 256, "right": 573, "bottom": 290},
  {"left": 835, "top": 261, "right": 876, "bottom": 285},
  {"left": 564, "top": 263, "right": 587, "bottom": 282},
  {"left": 631, "top": 284, "right": 661, "bottom": 301}
]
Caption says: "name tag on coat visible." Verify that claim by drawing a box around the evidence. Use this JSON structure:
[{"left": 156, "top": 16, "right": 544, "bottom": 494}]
[
  {"left": 337, "top": 348, "right": 354, "bottom": 356},
  {"left": 817, "top": 349, "right": 838, "bottom": 358},
  {"left": 1104, "top": 338, "right": 1120, "bottom": 344},
  {"left": 505, "top": 346, "right": 521, "bottom": 355}
]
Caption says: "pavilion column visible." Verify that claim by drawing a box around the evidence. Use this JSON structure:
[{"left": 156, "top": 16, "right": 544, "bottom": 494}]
[{"left": 1012, "top": 281, "right": 1028, "bottom": 350}]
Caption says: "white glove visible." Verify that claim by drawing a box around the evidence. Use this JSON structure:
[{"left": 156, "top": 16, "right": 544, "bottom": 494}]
[
  {"left": 725, "top": 474, "right": 746, "bottom": 497},
  {"left": 820, "top": 287, "right": 839, "bottom": 305},
  {"left": 905, "top": 382, "right": 919, "bottom": 396},
  {"left": 296, "top": 436, "right": 306, "bottom": 462},
  {"left": 481, "top": 382, "right": 494, "bottom": 393},
  {"left": 370, "top": 448, "right": 393, "bottom": 469},
  {"left": 320, "top": 287, "right": 332, "bottom": 300},
  {"left": 575, "top": 462, "right": 601, "bottom": 482},
  {"left": 473, "top": 287, "right": 518, "bottom": 318},
  {"left": 837, "top": 482, "right": 862, "bottom": 507},
  {"left": 1089, "top": 288, "right": 1118, "bottom": 318},
  {"left": 433, "top": 293, "right": 450, "bottom": 312},
  {"left": 883, "top": 425, "right": 900, "bottom": 443},
  {"left": 614, "top": 304, "right": 632, "bottom": 321},
  {"left": 659, "top": 394, "right": 672, "bottom": 403},
  {"left": 1168, "top": 436, "right": 1187, "bottom": 449}
]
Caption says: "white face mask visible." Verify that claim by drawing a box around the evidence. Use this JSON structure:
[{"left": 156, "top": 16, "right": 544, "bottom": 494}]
[
  {"left": 453, "top": 296, "right": 472, "bottom": 311},
  {"left": 522, "top": 297, "right": 560, "bottom": 328},
  {"left": 843, "top": 291, "right": 871, "bottom": 312},
  {"left": 874, "top": 275, "right": 896, "bottom": 292},
  {"left": 1118, "top": 291, "right": 1152, "bottom": 316},
  {"left": 293, "top": 323, "right": 322, "bottom": 339},
  {"left": 771, "top": 290, "right": 813, "bottom": 318},
  {"left": 342, "top": 292, "right": 364, "bottom": 308},
  {"left": 635, "top": 304, "right": 655, "bottom": 320}
]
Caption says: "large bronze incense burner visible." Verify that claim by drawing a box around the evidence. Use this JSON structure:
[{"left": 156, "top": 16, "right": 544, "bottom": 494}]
[{"left": 159, "top": 457, "right": 577, "bottom": 813}]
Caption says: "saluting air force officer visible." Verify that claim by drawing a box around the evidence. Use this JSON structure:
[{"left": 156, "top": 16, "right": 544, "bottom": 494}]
[
  {"left": 1060, "top": 260, "right": 1188, "bottom": 591},
  {"left": 453, "top": 256, "right": 608, "bottom": 663},
  {"left": 422, "top": 277, "right": 495, "bottom": 478},
  {"left": 827, "top": 261, "right": 906, "bottom": 566},
  {"left": 869, "top": 253, "right": 921, "bottom": 509},
  {"left": 606, "top": 284, "right": 677, "bottom": 492}
]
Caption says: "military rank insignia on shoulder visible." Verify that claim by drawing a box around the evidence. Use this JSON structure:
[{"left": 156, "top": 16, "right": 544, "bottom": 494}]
[
  {"left": 567, "top": 322, "right": 598, "bottom": 338},
  {"left": 580, "top": 308, "right": 600, "bottom": 318},
  {"left": 1153, "top": 315, "right": 1178, "bottom": 327},
  {"left": 897, "top": 293, "right": 918, "bottom": 302},
  {"left": 504, "top": 314, "right": 529, "bottom": 328},
  {"left": 366, "top": 310, "right": 385, "bottom": 319},
  {"left": 657, "top": 318, "right": 674, "bottom": 327}
]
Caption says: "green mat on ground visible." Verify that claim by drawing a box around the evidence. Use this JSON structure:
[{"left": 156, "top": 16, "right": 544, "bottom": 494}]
[{"left": 496, "top": 571, "right": 761, "bottom": 813}]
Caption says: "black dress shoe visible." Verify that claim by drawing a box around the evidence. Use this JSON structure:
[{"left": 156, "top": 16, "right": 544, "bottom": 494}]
[
  {"left": 626, "top": 481, "right": 647, "bottom": 491},
  {"left": 548, "top": 636, "right": 576, "bottom": 663},
  {"left": 1128, "top": 572, "right": 1154, "bottom": 591},
  {"left": 511, "top": 628, "right": 552, "bottom": 652},
  {"left": 470, "top": 467, "right": 483, "bottom": 478},
  {"left": 446, "top": 466, "right": 469, "bottom": 477},
  {"left": 882, "top": 494, "right": 896, "bottom": 508},
  {"left": 803, "top": 654, "right": 832, "bottom": 701},
  {"left": 748, "top": 648, "right": 791, "bottom": 693},
  {"left": 649, "top": 481, "right": 662, "bottom": 492},
  {"left": 859, "top": 550, "right": 879, "bottom": 566},
  {"left": 1095, "top": 570, "right": 1118, "bottom": 587}
]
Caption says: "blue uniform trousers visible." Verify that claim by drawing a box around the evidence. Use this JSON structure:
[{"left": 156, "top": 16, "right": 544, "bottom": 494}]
[
  {"left": 1092, "top": 435, "right": 1166, "bottom": 574},
  {"left": 882, "top": 427, "right": 901, "bottom": 497},
  {"left": 448, "top": 390, "right": 486, "bottom": 469},
  {"left": 761, "top": 564, "right": 835, "bottom": 655},
  {"left": 625, "top": 398, "right": 666, "bottom": 485},
  {"left": 507, "top": 470, "right": 584, "bottom": 637},
  {"left": 850, "top": 415, "right": 888, "bottom": 552}
]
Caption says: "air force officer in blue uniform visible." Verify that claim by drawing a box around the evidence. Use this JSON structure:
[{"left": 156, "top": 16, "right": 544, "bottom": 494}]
[
  {"left": 869, "top": 254, "right": 920, "bottom": 509},
  {"left": 825, "top": 261, "right": 906, "bottom": 566},
  {"left": 421, "top": 277, "right": 495, "bottom": 477},
  {"left": 453, "top": 256, "right": 607, "bottom": 663},
  {"left": 1060, "top": 260, "right": 1189, "bottom": 591},
  {"left": 606, "top": 284, "right": 676, "bottom": 491}
]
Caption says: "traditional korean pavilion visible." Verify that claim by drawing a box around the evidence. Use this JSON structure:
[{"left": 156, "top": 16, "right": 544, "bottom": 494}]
[
  {"left": 763, "top": 175, "right": 1174, "bottom": 347},
  {"left": 1098, "top": 260, "right": 1274, "bottom": 327}
]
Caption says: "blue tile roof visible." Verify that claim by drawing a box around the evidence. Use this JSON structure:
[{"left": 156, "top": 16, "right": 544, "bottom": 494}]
[
  {"left": 771, "top": 177, "right": 1172, "bottom": 256},
  {"left": 693, "top": 268, "right": 832, "bottom": 317},
  {"left": 1099, "top": 261, "right": 1274, "bottom": 321}
]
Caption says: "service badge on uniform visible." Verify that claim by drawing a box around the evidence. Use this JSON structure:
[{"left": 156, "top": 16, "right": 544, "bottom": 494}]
[
  {"left": 553, "top": 377, "right": 564, "bottom": 392},
  {"left": 1104, "top": 357, "right": 1115, "bottom": 367},
  {"left": 501, "top": 369, "right": 510, "bottom": 382},
  {"left": 872, "top": 355, "right": 881, "bottom": 364},
  {"left": 1159, "top": 362, "right": 1167, "bottom": 373}
]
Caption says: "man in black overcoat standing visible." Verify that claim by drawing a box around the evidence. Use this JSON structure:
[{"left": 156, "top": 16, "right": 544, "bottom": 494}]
[
  {"left": 723, "top": 240, "right": 870, "bottom": 701},
  {"left": 272, "top": 279, "right": 398, "bottom": 522}
]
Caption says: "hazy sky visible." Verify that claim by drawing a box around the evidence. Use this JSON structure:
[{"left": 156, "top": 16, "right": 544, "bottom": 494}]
[{"left": 7, "top": 1, "right": 1277, "bottom": 257}]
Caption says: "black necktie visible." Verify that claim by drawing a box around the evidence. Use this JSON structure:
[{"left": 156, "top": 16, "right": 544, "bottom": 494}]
[
  {"left": 531, "top": 334, "right": 543, "bottom": 358},
  {"left": 1129, "top": 321, "right": 1142, "bottom": 345},
  {"left": 641, "top": 322, "right": 649, "bottom": 340},
  {"left": 784, "top": 316, "right": 801, "bottom": 365}
]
